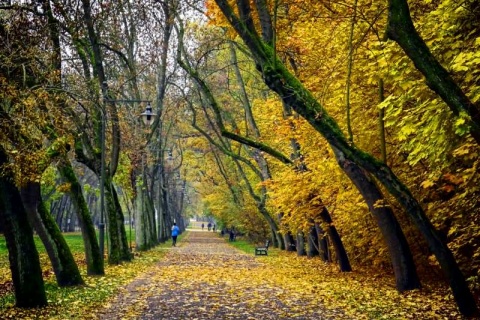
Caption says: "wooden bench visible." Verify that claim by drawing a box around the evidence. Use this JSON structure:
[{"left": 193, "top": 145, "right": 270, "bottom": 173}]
[{"left": 255, "top": 240, "right": 270, "bottom": 256}]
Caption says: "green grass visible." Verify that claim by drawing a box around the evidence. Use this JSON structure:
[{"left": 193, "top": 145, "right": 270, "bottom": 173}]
[
  {"left": 0, "top": 233, "right": 86, "bottom": 255},
  {"left": 0, "top": 227, "right": 138, "bottom": 284},
  {"left": 0, "top": 227, "right": 137, "bottom": 255},
  {"left": 226, "top": 237, "right": 279, "bottom": 257},
  {"left": 0, "top": 235, "right": 6, "bottom": 255},
  {"left": 0, "top": 231, "right": 186, "bottom": 319},
  {"left": 227, "top": 239, "right": 256, "bottom": 254}
]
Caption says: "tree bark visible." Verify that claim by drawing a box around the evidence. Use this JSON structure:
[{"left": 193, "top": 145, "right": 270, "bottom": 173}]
[
  {"left": 20, "top": 182, "right": 84, "bottom": 286},
  {"left": 135, "top": 179, "right": 154, "bottom": 251},
  {"left": 80, "top": 0, "right": 129, "bottom": 264},
  {"left": 307, "top": 225, "right": 319, "bottom": 258},
  {"left": 333, "top": 147, "right": 418, "bottom": 289},
  {"left": 296, "top": 232, "right": 306, "bottom": 256},
  {"left": 108, "top": 180, "right": 132, "bottom": 262},
  {"left": 284, "top": 232, "right": 296, "bottom": 251},
  {"left": 0, "top": 150, "right": 47, "bottom": 308},
  {"left": 319, "top": 207, "right": 352, "bottom": 272},
  {"left": 57, "top": 158, "right": 104, "bottom": 275},
  {"left": 386, "top": 0, "right": 480, "bottom": 145},
  {"left": 214, "top": 0, "right": 478, "bottom": 315},
  {"left": 315, "top": 223, "right": 330, "bottom": 262}
]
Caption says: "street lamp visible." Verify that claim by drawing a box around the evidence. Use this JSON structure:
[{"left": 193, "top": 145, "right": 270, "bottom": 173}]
[
  {"left": 140, "top": 102, "right": 156, "bottom": 126},
  {"left": 98, "top": 91, "right": 154, "bottom": 262}
]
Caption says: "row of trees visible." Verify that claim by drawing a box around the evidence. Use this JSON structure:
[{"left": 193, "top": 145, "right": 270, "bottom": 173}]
[
  {"left": 183, "top": 0, "right": 479, "bottom": 316},
  {"left": 1, "top": 0, "right": 479, "bottom": 317},
  {"left": 0, "top": 0, "right": 189, "bottom": 309}
]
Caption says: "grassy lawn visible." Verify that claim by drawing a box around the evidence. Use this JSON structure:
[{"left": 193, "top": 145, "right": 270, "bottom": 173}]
[
  {"left": 0, "top": 230, "right": 183, "bottom": 319},
  {"left": 0, "top": 227, "right": 136, "bottom": 255},
  {"left": 226, "top": 238, "right": 256, "bottom": 254}
]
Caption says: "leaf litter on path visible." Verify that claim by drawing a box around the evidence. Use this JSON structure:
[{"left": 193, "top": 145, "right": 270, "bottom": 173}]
[
  {"left": 96, "top": 230, "right": 468, "bottom": 319},
  {"left": 97, "top": 231, "right": 344, "bottom": 319}
]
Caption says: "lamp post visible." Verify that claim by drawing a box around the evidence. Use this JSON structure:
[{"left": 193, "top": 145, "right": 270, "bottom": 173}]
[
  {"left": 99, "top": 104, "right": 106, "bottom": 260},
  {"left": 137, "top": 103, "right": 157, "bottom": 250},
  {"left": 98, "top": 93, "right": 155, "bottom": 262}
]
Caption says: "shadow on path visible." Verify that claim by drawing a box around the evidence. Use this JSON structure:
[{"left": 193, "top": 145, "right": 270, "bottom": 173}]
[{"left": 97, "top": 230, "right": 341, "bottom": 319}]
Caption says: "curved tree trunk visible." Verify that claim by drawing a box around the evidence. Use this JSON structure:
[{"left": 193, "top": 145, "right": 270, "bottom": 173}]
[
  {"left": 57, "top": 158, "right": 104, "bottom": 275},
  {"left": 20, "top": 182, "right": 84, "bottom": 286},
  {"left": 315, "top": 223, "right": 330, "bottom": 262},
  {"left": 386, "top": 0, "right": 480, "bottom": 145},
  {"left": 333, "top": 147, "right": 419, "bottom": 289},
  {"left": 258, "top": 204, "right": 283, "bottom": 249},
  {"left": 213, "top": 0, "right": 478, "bottom": 315},
  {"left": 108, "top": 181, "right": 132, "bottom": 262},
  {"left": 319, "top": 208, "right": 352, "bottom": 272},
  {"left": 0, "top": 150, "right": 47, "bottom": 308}
]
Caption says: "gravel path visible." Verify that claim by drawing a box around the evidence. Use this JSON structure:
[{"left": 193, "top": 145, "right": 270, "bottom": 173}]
[{"left": 97, "top": 230, "right": 343, "bottom": 319}]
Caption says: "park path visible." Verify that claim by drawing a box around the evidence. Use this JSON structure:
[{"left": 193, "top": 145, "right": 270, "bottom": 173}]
[{"left": 97, "top": 230, "right": 343, "bottom": 319}]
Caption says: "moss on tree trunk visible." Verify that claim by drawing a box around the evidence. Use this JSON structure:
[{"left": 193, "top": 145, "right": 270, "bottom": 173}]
[
  {"left": 0, "top": 150, "right": 47, "bottom": 308},
  {"left": 21, "top": 182, "right": 84, "bottom": 286},
  {"left": 105, "top": 177, "right": 132, "bottom": 263},
  {"left": 57, "top": 159, "right": 104, "bottom": 275},
  {"left": 213, "top": 0, "right": 478, "bottom": 315}
]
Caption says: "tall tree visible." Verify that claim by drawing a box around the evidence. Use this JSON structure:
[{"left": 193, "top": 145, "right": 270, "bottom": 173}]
[
  {"left": 212, "top": 0, "right": 478, "bottom": 316},
  {"left": 57, "top": 158, "right": 105, "bottom": 275},
  {"left": 20, "top": 182, "right": 84, "bottom": 286},
  {"left": 386, "top": 0, "right": 480, "bottom": 145},
  {"left": 0, "top": 149, "right": 47, "bottom": 308}
]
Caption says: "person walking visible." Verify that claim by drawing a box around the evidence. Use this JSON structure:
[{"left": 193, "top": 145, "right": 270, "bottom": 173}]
[{"left": 171, "top": 223, "right": 180, "bottom": 247}]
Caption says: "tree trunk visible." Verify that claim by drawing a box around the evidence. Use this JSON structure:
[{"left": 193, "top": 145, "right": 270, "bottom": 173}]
[
  {"left": 57, "top": 159, "right": 104, "bottom": 275},
  {"left": 135, "top": 180, "right": 151, "bottom": 251},
  {"left": 315, "top": 223, "right": 330, "bottom": 262},
  {"left": 0, "top": 150, "right": 47, "bottom": 308},
  {"left": 319, "top": 208, "right": 352, "bottom": 272},
  {"left": 296, "top": 232, "right": 306, "bottom": 256},
  {"left": 214, "top": 0, "right": 478, "bottom": 314},
  {"left": 307, "top": 225, "right": 319, "bottom": 258},
  {"left": 386, "top": 0, "right": 480, "bottom": 145},
  {"left": 20, "top": 182, "right": 84, "bottom": 287},
  {"left": 108, "top": 180, "right": 132, "bottom": 262},
  {"left": 144, "top": 169, "right": 157, "bottom": 246},
  {"left": 258, "top": 204, "right": 284, "bottom": 249},
  {"left": 333, "top": 147, "right": 418, "bottom": 289},
  {"left": 158, "top": 169, "right": 171, "bottom": 242},
  {"left": 285, "top": 232, "right": 296, "bottom": 251}
]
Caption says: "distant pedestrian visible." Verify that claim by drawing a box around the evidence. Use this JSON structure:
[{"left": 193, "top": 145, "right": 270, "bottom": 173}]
[
  {"left": 201, "top": 223, "right": 204, "bottom": 230},
  {"left": 229, "top": 229, "right": 235, "bottom": 241},
  {"left": 207, "top": 222, "right": 212, "bottom": 231},
  {"left": 213, "top": 224, "right": 216, "bottom": 232},
  {"left": 171, "top": 223, "right": 180, "bottom": 246}
]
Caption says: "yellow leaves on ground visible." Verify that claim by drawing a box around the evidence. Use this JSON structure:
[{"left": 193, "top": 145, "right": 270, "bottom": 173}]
[
  {"left": 108, "top": 232, "right": 467, "bottom": 319},
  {"left": 2, "top": 231, "right": 469, "bottom": 319},
  {"left": 0, "top": 239, "right": 176, "bottom": 319}
]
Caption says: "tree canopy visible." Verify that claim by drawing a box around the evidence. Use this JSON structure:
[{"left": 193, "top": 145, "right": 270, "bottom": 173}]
[{"left": 0, "top": 0, "right": 479, "bottom": 316}]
